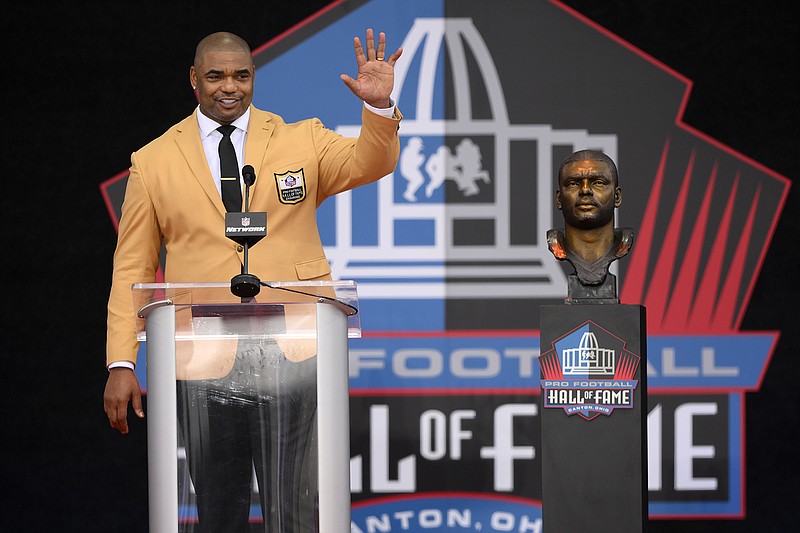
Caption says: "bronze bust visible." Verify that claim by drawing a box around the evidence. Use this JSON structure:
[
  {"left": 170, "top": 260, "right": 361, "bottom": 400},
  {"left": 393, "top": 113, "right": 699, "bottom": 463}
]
[{"left": 547, "top": 150, "right": 633, "bottom": 303}]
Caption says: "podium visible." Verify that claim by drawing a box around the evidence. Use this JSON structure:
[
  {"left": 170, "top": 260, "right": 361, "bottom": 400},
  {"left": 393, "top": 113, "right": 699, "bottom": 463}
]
[
  {"left": 132, "top": 281, "right": 360, "bottom": 533},
  {"left": 539, "top": 304, "right": 648, "bottom": 533}
]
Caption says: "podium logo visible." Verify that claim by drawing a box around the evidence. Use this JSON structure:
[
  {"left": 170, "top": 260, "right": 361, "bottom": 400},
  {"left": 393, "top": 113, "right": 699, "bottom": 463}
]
[
  {"left": 331, "top": 18, "right": 616, "bottom": 299},
  {"left": 540, "top": 322, "right": 640, "bottom": 421}
]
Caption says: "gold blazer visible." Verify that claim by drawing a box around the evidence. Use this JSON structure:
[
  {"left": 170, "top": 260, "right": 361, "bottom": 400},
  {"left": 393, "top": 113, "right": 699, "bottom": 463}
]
[{"left": 106, "top": 105, "right": 401, "bottom": 366}]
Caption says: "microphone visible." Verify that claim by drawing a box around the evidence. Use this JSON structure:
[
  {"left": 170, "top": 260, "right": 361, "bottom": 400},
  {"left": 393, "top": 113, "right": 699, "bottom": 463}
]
[
  {"left": 225, "top": 165, "right": 266, "bottom": 299},
  {"left": 242, "top": 164, "right": 256, "bottom": 188}
]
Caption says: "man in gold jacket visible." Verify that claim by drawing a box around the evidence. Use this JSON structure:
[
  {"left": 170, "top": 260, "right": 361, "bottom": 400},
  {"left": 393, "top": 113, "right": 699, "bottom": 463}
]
[{"left": 103, "top": 29, "right": 402, "bottom": 531}]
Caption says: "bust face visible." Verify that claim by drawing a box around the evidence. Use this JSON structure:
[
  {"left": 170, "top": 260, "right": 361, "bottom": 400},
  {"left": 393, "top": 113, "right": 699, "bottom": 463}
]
[{"left": 556, "top": 159, "right": 621, "bottom": 230}]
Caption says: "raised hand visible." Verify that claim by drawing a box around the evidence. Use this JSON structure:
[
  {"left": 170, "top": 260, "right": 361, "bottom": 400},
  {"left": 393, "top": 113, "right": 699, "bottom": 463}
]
[{"left": 340, "top": 28, "right": 403, "bottom": 109}]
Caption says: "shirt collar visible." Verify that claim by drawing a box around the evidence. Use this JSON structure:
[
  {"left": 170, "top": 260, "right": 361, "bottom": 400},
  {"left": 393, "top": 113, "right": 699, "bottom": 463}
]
[{"left": 196, "top": 106, "right": 251, "bottom": 138}]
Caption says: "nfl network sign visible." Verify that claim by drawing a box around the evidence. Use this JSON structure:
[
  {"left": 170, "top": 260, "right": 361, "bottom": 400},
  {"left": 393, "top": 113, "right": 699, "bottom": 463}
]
[{"left": 101, "top": 0, "right": 788, "bottom": 528}]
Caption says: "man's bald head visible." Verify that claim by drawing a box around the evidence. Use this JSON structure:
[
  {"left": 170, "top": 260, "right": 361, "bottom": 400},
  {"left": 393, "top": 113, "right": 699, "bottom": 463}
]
[{"left": 194, "top": 32, "right": 252, "bottom": 68}]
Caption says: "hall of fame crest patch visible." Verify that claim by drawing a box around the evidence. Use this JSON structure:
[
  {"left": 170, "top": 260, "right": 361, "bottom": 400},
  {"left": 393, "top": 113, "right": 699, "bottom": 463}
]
[{"left": 274, "top": 169, "right": 306, "bottom": 204}]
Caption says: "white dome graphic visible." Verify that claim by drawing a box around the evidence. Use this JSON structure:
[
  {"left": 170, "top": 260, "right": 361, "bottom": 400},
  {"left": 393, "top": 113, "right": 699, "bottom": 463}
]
[
  {"left": 562, "top": 332, "right": 616, "bottom": 376},
  {"left": 331, "top": 18, "right": 617, "bottom": 299}
]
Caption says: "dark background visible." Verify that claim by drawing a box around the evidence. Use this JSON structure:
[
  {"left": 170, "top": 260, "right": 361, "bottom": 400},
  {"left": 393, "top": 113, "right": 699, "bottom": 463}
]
[{"left": 2, "top": 1, "right": 796, "bottom": 531}]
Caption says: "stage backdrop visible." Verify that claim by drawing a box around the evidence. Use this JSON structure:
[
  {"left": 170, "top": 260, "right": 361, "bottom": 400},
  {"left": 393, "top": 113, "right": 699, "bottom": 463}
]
[{"left": 99, "top": 0, "right": 790, "bottom": 530}]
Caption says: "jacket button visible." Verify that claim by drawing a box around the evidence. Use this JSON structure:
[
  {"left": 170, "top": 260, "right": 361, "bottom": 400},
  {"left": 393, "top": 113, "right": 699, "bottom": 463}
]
[{"left": 236, "top": 245, "right": 244, "bottom": 252}]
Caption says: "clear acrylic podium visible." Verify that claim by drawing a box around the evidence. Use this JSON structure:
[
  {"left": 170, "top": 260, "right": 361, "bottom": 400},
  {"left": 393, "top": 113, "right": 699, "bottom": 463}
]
[{"left": 132, "top": 281, "right": 360, "bottom": 533}]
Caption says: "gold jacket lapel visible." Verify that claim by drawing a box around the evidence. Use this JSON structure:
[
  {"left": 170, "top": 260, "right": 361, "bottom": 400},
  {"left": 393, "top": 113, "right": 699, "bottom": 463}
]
[
  {"left": 175, "top": 112, "right": 227, "bottom": 216},
  {"left": 243, "top": 107, "right": 275, "bottom": 206}
]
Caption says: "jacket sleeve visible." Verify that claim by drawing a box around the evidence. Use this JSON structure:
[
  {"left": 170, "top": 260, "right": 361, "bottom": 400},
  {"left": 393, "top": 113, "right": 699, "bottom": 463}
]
[
  {"left": 314, "top": 105, "right": 402, "bottom": 202},
  {"left": 105, "top": 151, "right": 163, "bottom": 367}
]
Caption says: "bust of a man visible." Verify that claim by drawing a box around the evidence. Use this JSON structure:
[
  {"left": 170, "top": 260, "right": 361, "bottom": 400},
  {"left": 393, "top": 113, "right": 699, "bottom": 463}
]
[{"left": 547, "top": 149, "right": 633, "bottom": 302}]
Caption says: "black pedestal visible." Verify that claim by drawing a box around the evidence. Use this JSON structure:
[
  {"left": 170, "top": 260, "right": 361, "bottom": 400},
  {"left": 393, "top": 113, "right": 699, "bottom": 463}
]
[{"left": 540, "top": 304, "right": 647, "bottom": 533}]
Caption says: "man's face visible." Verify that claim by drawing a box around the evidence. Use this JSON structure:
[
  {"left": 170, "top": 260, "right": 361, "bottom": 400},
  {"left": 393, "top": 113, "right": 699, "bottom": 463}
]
[
  {"left": 556, "top": 160, "right": 621, "bottom": 230},
  {"left": 190, "top": 49, "right": 254, "bottom": 125}
]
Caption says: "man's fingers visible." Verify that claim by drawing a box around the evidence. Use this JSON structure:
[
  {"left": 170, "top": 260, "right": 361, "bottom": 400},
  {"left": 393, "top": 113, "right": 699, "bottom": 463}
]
[
  {"left": 376, "top": 31, "right": 386, "bottom": 61},
  {"left": 353, "top": 37, "right": 366, "bottom": 66},
  {"left": 340, "top": 74, "right": 356, "bottom": 92},
  {"left": 387, "top": 47, "right": 403, "bottom": 67},
  {"left": 105, "top": 401, "right": 129, "bottom": 434},
  {"left": 115, "top": 412, "right": 129, "bottom": 435},
  {"left": 354, "top": 30, "right": 395, "bottom": 65},
  {"left": 365, "top": 28, "right": 376, "bottom": 60},
  {"left": 131, "top": 390, "right": 145, "bottom": 419}
]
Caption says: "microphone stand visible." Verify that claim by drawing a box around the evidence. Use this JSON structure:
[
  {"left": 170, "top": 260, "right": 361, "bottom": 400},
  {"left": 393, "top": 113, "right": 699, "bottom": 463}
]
[{"left": 229, "top": 166, "right": 264, "bottom": 300}]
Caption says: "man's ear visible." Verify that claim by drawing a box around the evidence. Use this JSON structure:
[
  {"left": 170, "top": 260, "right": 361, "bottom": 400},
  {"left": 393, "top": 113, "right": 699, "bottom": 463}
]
[
  {"left": 614, "top": 187, "right": 622, "bottom": 208},
  {"left": 555, "top": 190, "right": 562, "bottom": 210}
]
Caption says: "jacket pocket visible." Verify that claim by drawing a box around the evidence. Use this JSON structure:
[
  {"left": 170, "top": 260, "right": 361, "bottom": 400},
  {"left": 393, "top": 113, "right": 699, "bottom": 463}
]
[
  {"left": 270, "top": 153, "right": 309, "bottom": 174},
  {"left": 294, "top": 256, "right": 332, "bottom": 280}
]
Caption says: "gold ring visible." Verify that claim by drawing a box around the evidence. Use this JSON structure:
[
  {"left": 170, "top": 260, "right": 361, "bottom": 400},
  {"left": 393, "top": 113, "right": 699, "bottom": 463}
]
[{"left": 377, "top": 56, "right": 384, "bottom": 61}]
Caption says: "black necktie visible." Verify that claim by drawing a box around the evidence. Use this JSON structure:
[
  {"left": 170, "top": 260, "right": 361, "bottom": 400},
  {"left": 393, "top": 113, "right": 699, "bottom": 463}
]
[{"left": 217, "top": 125, "right": 242, "bottom": 212}]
